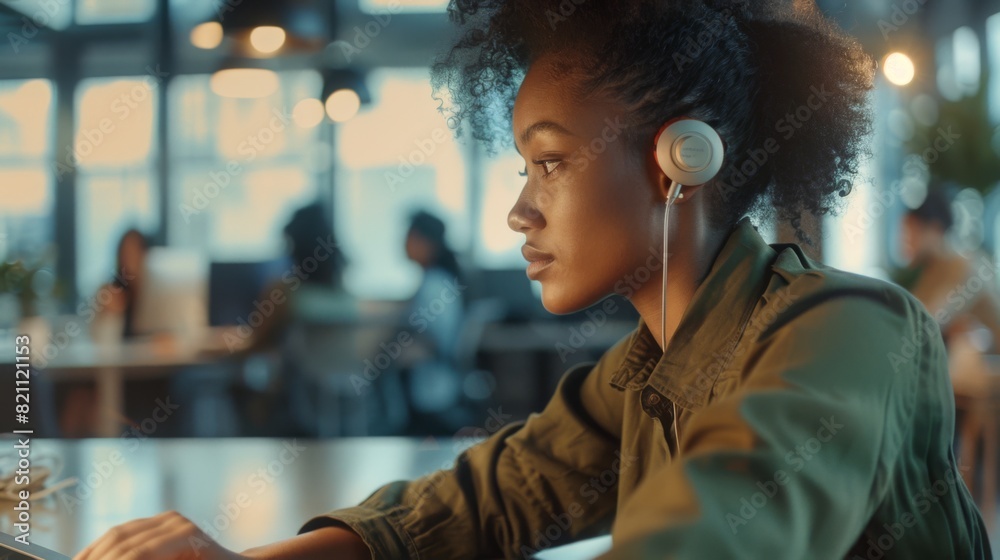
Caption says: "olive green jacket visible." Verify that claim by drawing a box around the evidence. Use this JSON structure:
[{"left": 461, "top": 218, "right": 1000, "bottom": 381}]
[{"left": 300, "top": 217, "right": 991, "bottom": 559}]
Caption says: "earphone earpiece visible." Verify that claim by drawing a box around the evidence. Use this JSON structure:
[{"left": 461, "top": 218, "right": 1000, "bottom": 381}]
[{"left": 653, "top": 118, "right": 725, "bottom": 187}]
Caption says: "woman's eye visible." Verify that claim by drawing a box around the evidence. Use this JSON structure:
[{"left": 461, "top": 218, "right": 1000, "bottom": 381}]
[
  {"left": 518, "top": 160, "right": 562, "bottom": 178},
  {"left": 540, "top": 160, "right": 561, "bottom": 175}
]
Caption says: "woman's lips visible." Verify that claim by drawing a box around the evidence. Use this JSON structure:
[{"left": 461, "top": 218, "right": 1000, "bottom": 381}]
[
  {"left": 526, "top": 259, "right": 555, "bottom": 279},
  {"left": 522, "top": 245, "right": 555, "bottom": 279}
]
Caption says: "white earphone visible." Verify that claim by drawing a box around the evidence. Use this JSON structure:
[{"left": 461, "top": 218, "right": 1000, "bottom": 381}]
[
  {"left": 653, "top": 117, "right": 725, "bottom": 188},
  {"left": 652, "top": 117, "right": 725, "bottom": 444}
]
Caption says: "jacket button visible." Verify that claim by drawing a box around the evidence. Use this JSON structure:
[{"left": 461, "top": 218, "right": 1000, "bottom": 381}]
[{"left": 645, "top": 392, "right": 661, "bottom": 406}]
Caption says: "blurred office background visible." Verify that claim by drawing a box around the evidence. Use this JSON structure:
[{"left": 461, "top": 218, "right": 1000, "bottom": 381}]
[{"left": 0, "top": 0, "right": 999, "bottom": 516}]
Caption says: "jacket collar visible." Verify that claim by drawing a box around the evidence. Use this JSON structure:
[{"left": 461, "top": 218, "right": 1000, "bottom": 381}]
[{"left": 608, "top": 217, "right": 780, "bottom": 410}]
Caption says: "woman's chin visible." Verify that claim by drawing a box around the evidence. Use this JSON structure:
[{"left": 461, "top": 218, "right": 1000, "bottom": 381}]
[{"left": 539, "top": 288, "right": 598, "bottom": 316}]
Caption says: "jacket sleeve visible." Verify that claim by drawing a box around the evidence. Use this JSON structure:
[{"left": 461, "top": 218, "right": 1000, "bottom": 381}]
[
  {"left": 298, "top": 341, "right": 630, "bottom": 559},
  {"left": 596, "top": 295, "right": 927, "bottom": 559}
]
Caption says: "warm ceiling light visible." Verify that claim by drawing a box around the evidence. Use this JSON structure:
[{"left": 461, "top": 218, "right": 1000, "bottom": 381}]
[
  {"left": 190, "top": 21, "right": 223, "bottom": 49},
  {"left": 293, "top": 98, "right": 325, "bottom": 128},
  {"left": 325, "top": 89, "right": 361, "bottom": 122},
  {"left": 210, "top": 68, "right": 279, "bottom": 98},
  {"left": 249, "top": 26, "right": 286, "bottom": 54},
  {"left": 884, "top": 52, "right": 915, "bottom": 86}
]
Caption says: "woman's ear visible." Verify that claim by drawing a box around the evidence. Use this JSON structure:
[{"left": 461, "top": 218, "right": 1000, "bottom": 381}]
[
  {"left": 671, "top": 182, "right": 708, "bottom": 204},
  {"left": 656, "top": 171, "right": 708, "bottom": 205},
  {"left": 648, "top": 146, "right": 711, "bottom": 205}
]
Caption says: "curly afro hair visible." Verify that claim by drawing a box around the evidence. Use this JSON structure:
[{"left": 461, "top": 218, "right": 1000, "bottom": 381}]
[{"left": 430, "top": 0, "right": 876, "bottom": 239}]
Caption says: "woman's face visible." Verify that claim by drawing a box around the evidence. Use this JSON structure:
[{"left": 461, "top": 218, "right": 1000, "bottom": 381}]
[
  {"left": 119, "top": 234, "right": 146, "bottom": 278},
  {"left": 899, "top": 214, "right": 943, "bottom": 262},
  {"left": 405, "top": 231, "right": 434, "bottom": 267},
  {"left": 508, "top": 53, "right": 666, "bottom": 314}
]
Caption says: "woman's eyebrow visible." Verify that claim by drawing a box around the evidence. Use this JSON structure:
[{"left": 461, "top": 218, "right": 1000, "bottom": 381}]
[{"left": 515, "top": 120, "right": 578, "bottom": 154}]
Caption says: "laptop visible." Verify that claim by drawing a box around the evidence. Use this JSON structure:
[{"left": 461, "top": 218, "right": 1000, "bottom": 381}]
[{"left": 0, "top": 532, "right": 69, "bottom": 560}]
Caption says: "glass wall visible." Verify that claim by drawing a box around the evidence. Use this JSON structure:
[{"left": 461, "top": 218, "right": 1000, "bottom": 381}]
[
  {"left": 0, "top": 80, "right": 54, "bottom": 263},
  {"left": 167, "top": 70, "right": 323, "bottom": 261},
  {"left": 74, "top": 76, "right": 159, "bottom": 299}
]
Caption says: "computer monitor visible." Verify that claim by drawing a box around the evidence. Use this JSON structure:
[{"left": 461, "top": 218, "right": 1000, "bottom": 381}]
[
  {"left": 0, "top": 532, "right": 69, "bottom": 560},
  {"left": 207, "top": 258, "right": 290, "bottom": 326},
  {"left": 132, "top": 247, "right": 208, "bottom": 336}
]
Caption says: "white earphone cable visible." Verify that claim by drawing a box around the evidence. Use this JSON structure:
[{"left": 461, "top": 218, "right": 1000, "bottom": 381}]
[
  {"left": 661, "top": 180, "right": 683, "bottom": 351},
  {"left": 662, "top": 180, "right": 683, "bottom": 452},
  {"left": 655, "top": 119, "right": 723, "bottom": 456}
]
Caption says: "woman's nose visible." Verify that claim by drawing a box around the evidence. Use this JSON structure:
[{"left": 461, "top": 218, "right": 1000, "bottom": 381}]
[{"left": 507, "top": 192, "right": 544, "bottom": 233}]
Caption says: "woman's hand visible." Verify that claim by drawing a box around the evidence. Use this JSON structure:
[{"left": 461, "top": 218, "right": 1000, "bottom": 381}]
[{"left": 73, "top": 511, "right": 246, "bottom": 560}]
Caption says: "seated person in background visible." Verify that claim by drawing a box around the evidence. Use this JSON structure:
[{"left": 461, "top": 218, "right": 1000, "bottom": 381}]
[
  {"left": 233, "top": 202, "right": 357, "bottom": 435},
  {"left": 75, "top": 0, "right": 990, "bottom": 558},
  {"left": 244, "top": 202, "right": 354, "bottom": 351},
  {"left": 92, "top": 228, "right": 150, "bottom": 341},
  {"left": 61, "top": 228, "right": 150, "bottom": 436},
  {"left": 397, "top": 209, "right": 468, "bottom": 433},
  {"left": 894, "top": 188, "right": 1000, "bottom": 340},
  {"left": 893, "top": 188, "right": 1000, "bottom": 392}
]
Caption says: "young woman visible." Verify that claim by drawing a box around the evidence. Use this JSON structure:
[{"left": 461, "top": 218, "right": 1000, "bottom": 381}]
[
  {"left": 61, "top": 229, "right": 151, "bottom": 436},
  {"left": 95, "top": 228, "right": 150, "bottom": 340},
  {"left": 73, "top": 0, "right": 991, "bottom": 558},
  {"left": 402, "top": 209, "right": 463, "bottom": 365},
  {"left": 398, "top": 210, "right": 468, "bottom": 432}
]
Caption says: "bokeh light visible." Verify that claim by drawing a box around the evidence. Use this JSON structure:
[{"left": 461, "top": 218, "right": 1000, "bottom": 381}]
[
  {"left": 293, "top": 98, "right": 325, "bottom": 128},
  {"left": 249, "top": 26, "right": 286, "bottom": 54},
  {"left": 884, "top": 52, "right": 915, "bottom": 86},
  {"left": 190, "top": 22, "right": 223, "bottom": 49},
  {"left": 325, "top": 89, "right": 361, "bottom": 122}
]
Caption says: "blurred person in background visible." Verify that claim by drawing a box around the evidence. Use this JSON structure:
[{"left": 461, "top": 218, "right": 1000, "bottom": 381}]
[
  {"left": 93, "top": 228, "right": 150, "bottom": 340},
  {"left": 60, "top": 228, "right": 150, "bottom": 436},
  {"left": 222, "top": 201, "right": 359, "bottom": 436},
  {"left": 893, "top": 188, "right": 1000, "bottom": 389},
  {"left": 244, "top": 201, "right": 354, "bottom": 351},
  {"left": 893, "top": 187, "right": 1000, "bottom": 394},
  {"left": 397, "top": 209, "right": 467, "bottom": 434}
]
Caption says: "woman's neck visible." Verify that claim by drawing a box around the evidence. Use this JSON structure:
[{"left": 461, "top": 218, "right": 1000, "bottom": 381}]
[{"left": 629, "top": 220, "right": 729, "bottom": 353}]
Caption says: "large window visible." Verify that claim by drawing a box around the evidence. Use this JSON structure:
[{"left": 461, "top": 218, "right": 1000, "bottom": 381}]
[
  {"left": 168, "top": 71, "right": 323, "bottom": 261},
  {"left": 335, "top": 68, "right": 469, "bottom": 299},
  {"left": 0, "top": 80, "right": 54, "bottom": 263},
  {"left": 75, "top": 76, "right": 159, "bottom": 299}
]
